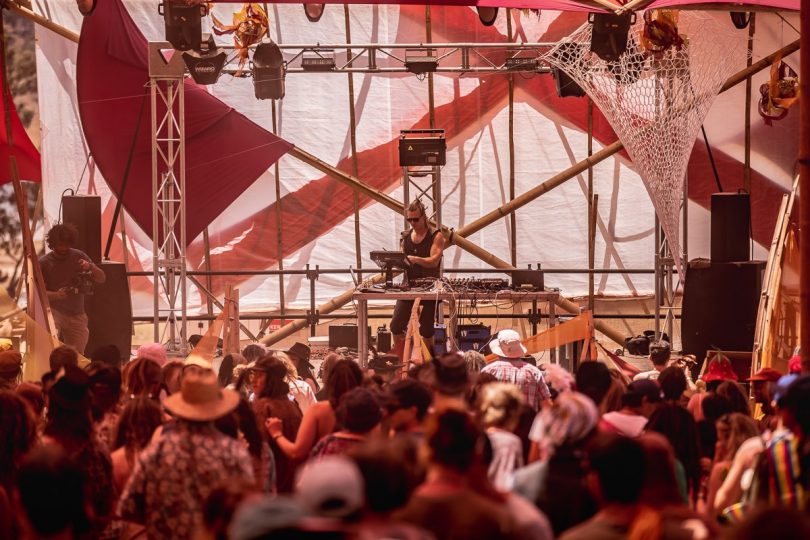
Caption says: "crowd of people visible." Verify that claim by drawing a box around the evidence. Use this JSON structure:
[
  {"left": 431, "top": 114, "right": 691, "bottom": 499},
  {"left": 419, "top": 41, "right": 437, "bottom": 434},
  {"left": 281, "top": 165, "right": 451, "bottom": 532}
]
[{"left": 0, "top": 330, "right": 809, "bottom": 539}]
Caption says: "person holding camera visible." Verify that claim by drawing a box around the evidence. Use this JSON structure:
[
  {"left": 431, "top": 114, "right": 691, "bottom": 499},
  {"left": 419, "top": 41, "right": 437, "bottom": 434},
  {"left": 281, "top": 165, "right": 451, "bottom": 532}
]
[{"left": 39, "top": 224, "right": 105, "bottom": 354}]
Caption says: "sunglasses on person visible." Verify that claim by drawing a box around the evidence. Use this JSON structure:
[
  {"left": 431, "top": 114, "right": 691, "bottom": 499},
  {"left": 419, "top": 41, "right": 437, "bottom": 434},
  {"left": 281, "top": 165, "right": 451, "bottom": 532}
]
[{"left": 406, "top": 217, "right": 422, "bottom": 223}]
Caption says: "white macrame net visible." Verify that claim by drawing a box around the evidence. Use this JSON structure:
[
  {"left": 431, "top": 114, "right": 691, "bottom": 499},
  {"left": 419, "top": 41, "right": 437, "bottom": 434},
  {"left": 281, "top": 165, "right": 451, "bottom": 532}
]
[{"left": 543, "top": 12, "right": 744, "bottom": 275}]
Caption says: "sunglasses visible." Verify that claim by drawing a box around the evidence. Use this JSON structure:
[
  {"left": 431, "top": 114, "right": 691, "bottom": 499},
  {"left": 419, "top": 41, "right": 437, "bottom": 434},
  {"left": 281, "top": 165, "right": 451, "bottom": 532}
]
[{"left": 406, "top": 217, "right": 421, "bottom": 223}]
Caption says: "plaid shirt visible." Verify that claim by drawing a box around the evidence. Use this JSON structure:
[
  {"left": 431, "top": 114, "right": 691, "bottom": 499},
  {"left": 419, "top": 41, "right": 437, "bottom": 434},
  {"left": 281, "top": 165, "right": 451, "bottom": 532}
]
[{"left": 482, "top": 359, "right": 550, "bottom": 410}]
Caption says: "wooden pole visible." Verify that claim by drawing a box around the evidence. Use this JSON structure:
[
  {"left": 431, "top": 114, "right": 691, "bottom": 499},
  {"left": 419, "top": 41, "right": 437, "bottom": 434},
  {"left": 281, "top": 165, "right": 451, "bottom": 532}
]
[
  {"left": 202, "top": 228, "right": 214, "bottom": 318},
  {"left": 5, "top": 1, "right": 79, "bottom": 43},
  {"left": 587, "top": 98, "right": 595, "bottom": 313},
  {"left": 272, "top": 100, "right": 286, "bottom": 319},
  {"left": 744, "top": 14, "right": 756, "bottom": 193},
  {"left": 800, "top": 0, "right": 810, "bottom": 373},
  {"left": 508, "top": 9, "right": 517, "bottom": 267},
  {"left": 344, "top": 5, "right": 363, "bottom": 281}
]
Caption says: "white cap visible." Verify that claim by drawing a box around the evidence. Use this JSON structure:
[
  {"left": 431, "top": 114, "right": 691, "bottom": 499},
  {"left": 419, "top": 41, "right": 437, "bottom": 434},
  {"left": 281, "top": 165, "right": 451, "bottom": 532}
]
[
  {"left": 490, "top": 329, "right": 527, "bottom": 359},
  {"left": 295, "top": 456, "right": 364, "bottom": 518}
]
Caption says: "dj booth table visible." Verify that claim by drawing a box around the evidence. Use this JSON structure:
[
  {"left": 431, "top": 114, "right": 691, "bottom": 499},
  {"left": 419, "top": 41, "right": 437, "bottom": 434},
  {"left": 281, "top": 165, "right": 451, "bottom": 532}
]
[{"left": 352, "top": 289, "right": 560, "bottom": 367}]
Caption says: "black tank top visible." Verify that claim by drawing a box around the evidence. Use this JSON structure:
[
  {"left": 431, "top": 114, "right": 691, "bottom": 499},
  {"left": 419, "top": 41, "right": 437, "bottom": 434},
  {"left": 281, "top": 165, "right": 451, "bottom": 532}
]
[{"left": 402, "top": 229, "right": 440, "bottom": 280}]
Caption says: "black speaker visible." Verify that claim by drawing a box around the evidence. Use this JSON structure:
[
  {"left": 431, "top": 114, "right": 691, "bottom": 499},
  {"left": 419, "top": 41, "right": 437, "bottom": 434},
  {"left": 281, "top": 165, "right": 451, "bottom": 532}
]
[
  {"left": 711, "top": 193, "right": 751, "bottom": 263},
  {"left": 681, "top": 259, "right": 764, "bottom": 365},
  {"left": 85, "top": 262, "right": 132, "bottom": 362},
  {"left": 552, "top": 67, "right": 586, "bottom": 98},
  {"left": 62, "top": 195, "right": 101, "bottom": 263},
  {"left": 328, "top": 324, "right": 371, "bottom": 349}
]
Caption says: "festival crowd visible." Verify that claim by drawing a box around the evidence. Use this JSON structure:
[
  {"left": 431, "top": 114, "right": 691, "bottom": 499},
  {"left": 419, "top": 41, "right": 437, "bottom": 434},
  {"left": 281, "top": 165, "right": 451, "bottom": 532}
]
[{"left": 0, "top": 330, "right": 808, "bottom": 539}]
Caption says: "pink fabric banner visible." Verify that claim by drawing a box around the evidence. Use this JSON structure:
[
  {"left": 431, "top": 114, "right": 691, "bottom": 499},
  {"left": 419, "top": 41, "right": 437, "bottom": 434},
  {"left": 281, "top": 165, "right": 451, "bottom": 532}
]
[{"left": 76, "top": 0, "right": 293, "bottom": 244}]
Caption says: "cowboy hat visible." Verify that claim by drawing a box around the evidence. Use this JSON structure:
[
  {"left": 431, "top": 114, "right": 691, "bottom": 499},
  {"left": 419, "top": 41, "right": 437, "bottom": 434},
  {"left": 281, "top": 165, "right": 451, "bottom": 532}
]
[
  {"left": 490, "top": 329, "right": 527, "bottom": 359},
  {"left": 164, "top": 370, "right": 240, "bottom": 421}
]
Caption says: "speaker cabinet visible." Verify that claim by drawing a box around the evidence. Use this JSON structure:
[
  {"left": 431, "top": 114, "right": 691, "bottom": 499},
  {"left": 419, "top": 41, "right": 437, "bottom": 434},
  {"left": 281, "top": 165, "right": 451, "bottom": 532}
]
[
  {"left": 682, "top": 259, "right": 764, "bottom": 366},
  {"left": 85, "top": 262, "right": 132, "bottom": 362},
  {"left": 328, "top": 324, "right": 371, "bottom": 349},
  {"left": 62, "top": 195, "right": 101, "bottom": 263},
  {"left": 711, "top": 193, "right": 751, "bottom": 263}
]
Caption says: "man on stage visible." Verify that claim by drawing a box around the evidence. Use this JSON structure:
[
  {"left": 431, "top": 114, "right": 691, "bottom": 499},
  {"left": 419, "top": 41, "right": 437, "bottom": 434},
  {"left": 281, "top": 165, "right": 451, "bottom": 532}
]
[
  {"left": 390, "top": 199, "right": 445, "bottom": 349},
  {"left": 39, "top": 224, "right": 106, "bottom": 354}
]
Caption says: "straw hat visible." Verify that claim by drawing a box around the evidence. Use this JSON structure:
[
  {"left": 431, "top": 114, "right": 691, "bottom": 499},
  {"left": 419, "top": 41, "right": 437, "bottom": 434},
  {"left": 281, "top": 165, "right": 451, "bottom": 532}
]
[
  {"left": 490, "top": 329, "right": 527, "bottom": 359},
  {"left": 164, "top": 370, "right": 239, "bottom": 421}
]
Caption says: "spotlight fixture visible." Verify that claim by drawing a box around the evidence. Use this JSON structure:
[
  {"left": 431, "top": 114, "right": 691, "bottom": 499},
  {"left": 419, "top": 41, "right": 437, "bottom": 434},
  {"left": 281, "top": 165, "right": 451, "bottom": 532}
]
[
  {"left": 159, "top": 0, "right": 208, "bottom": 51},
  {"left": 730, "top": 12, "right": 751, "bottom": 29},
  {"left": 405, "top": 48, "right": 438, "bottom": 75},
  {"left": 182, "top": 35, "right": 227, "bottom": 85},
  {"left": 303, "top": 3, "right": 326, "bottom": 22},
  {"left": 587, "top": 12, "right": 635, "bottom": 62},
  {"left": 252, "top": 40, "right": 286, "bottom": 100},
  {"left": 476, "top": 7, "right": 498, "bottom": 26},
  {"left": 301, "top": 49, "right": 336, "bottom": 72}
]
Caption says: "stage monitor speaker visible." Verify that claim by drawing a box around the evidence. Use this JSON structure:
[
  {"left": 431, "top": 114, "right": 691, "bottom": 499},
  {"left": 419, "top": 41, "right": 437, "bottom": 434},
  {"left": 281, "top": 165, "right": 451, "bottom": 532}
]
[
  {"left": 85, "top": 262, "right": 132, "bottom": 363},
  {"left": 711, "top": 192, "right": 750, "bottom": 263},
  {"left": 328, "top": 324, "right": 371, "bottom": 349},
  {"left": 62, "top": 195, "right": 101, "bottom": 263},
  {"left": 681, "top": 259, "right": 764, "bottom": 367}
]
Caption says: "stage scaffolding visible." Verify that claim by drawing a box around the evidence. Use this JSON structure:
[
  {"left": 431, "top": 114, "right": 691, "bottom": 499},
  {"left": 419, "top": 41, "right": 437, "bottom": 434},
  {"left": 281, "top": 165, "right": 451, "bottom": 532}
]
[{"left": 148, "top": 43, "right": 188, "bottom": 354}]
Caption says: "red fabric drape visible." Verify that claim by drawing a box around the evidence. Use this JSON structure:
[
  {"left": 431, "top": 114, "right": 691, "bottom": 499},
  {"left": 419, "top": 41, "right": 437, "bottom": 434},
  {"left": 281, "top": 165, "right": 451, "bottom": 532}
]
[{"left": 76, "top": 0, "right": 293, "bottom": 243}]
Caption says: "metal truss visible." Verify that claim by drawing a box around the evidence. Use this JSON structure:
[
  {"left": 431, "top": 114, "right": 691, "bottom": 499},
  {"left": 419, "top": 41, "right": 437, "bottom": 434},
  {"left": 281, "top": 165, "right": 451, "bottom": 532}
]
[
  {"left": 149, "top": 43, "right": 188, "bottom": 353},
  {"left": 653, "top": 179, "right": 687, "bottom": 346},
  {"left": 222, "top": 42, "right": 556, "bottom": 75}
]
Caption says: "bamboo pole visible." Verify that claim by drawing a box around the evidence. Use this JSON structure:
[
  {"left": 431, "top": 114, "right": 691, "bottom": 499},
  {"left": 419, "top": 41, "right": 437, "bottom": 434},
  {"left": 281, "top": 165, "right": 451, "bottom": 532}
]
[
  {"left": 801, "top": 0, "right": 810, "bottom": 373},
  {"left": 587, "top": 98, "right": 595, "bottom": 312},
  {"left": 507, "top": 9, "right": 517, "bottom": 267},
  {"left": 344, "top": 5, "right": 363, "bottom": 280},
  {"left": 744, "top": 15, "right": 756, "bottom": 193},
  {"left": 202, "top": 228, "right": 214, "bottom": 318},
  {"left": 5, "top": 1, "right": 79, "bottom": 43}
]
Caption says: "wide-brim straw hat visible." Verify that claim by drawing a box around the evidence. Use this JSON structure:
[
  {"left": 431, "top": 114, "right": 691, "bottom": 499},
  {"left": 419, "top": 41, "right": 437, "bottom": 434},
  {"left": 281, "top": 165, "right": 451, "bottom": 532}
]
[
  {"left": 490, "top": 329, "right": 527, "bottom": 359},
  {"left": 164, "top": 371, "right": 240, "bottom": 421}
]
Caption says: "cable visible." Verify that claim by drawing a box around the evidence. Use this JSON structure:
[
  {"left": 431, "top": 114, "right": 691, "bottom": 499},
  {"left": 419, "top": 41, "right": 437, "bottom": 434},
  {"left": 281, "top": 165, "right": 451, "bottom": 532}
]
[
  {"left": 73, "top": 152, "right": 92, "bottom": 194},
  {"left": 701, "top": 125, "right": 724, "bottom": 192},
  {"left": 56, "top": 188, "right": 75, "bottom": 223}
]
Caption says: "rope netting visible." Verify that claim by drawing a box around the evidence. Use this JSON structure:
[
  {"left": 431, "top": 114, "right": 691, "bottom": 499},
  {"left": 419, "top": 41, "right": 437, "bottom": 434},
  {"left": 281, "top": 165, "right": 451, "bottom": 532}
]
[{"left": 543, "top": 12, "right": 745, "bottom": 275}]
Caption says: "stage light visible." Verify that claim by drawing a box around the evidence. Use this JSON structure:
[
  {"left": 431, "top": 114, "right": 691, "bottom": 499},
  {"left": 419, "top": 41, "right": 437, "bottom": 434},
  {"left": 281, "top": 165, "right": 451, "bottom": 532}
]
[
  {"left": 476, "top": 7, "right": 498, "bottom": 26},
  {"left": 730, "top": 12, "right": 751, "bottom": 29},
  {"left": 303, "top": 3, "right": 326, "bottom": 22},
  {"left": 301, "top": 49, "right": 336, "bottom": 72},
  {"left": 182, "top": 35, "right": 227, "bottom": 85},
  {"left": 587, "top": 12, "right": 635, "bottom": 62},
  {"left": 159, "top": 1, "right": 208, "bottom": 52},
  {"left": 405, "top": 49, "right": 438, "bottom": 75},
  {"left": 252, "top": 41, "right": 286, "bottom": 100}
]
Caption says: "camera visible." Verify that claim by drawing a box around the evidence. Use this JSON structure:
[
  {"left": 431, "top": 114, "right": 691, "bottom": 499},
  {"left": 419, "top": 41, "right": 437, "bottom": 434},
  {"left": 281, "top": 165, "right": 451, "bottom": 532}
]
[{"left": 69, "top": 270, "right": 95, "bottom": 296}]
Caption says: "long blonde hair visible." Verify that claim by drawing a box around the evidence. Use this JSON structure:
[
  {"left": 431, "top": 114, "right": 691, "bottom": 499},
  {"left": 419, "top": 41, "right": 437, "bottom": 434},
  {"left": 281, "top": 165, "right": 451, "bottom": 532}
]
[{"left": 273, "top": 351, "right": 299, "bottom": 382}]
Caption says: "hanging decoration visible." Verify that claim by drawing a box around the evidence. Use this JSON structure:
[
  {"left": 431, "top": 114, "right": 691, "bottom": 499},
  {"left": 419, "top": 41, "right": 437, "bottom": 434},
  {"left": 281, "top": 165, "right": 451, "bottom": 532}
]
[
  {"left": 758, "top": 55, "right": 800, "bottom": 125},
  {"left": 640, "top": 10, "right": 684, "bottom": 55},
  {"left": 211, "top": 3, "right": 269, "bottom": 76}
]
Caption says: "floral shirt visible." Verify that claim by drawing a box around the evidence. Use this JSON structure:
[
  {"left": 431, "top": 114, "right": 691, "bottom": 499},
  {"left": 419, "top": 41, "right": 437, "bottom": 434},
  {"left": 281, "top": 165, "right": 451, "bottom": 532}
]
[{"left": 118, "top": 419, "right": 254, "bottom": 539}]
